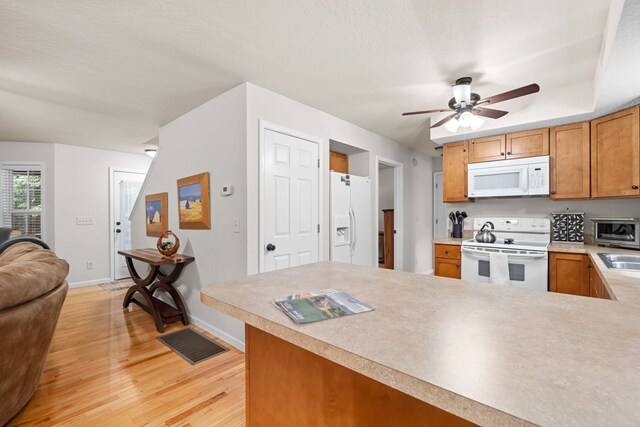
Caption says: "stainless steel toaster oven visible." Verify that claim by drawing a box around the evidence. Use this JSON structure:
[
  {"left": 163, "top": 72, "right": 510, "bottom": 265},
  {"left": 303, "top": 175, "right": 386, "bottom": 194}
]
[{"left": 592, "top": 218, "right": 640, "bottom": 249}]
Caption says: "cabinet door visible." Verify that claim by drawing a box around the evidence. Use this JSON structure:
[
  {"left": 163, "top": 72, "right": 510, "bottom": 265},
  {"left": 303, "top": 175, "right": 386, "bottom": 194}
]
[
  {"left": 591, "top": 106, "right": 640, "bottom": 198},
  {"left": 550, "top": 123, "right": 590, "bottom": 200},
  {"left": 549, "top": 253, "right": 590, "bottom": 297},
  {"left": 434, "top": 258, "right": 461, "bottom": 279},
  {"left": 506, "top": 128, "right": 549, "bottom": 159},
  {"left": 589, "top": 260, "right": 601, "bottom": 298},
  {"left": 468, "top": 135, "right": 506, "bottom": 163},
  {"left": 442, "top": 141, "right": 470, "bottom": 203},
  {"left": 329, "top": 151, "right": 349, "bottom": 174}
]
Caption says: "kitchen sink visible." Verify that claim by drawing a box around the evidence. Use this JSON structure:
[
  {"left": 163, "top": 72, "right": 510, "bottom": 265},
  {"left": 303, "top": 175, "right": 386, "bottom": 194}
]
[{"left": 599, "top": 253, "right": 640, "bottom": 271}]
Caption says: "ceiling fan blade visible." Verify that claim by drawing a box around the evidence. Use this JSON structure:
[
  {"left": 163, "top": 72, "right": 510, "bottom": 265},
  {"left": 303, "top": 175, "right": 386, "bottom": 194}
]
[
  {"left": 430, "top": 113, "right": 457, "bottom": 128},
  {"left": 481, "top": 83, "right": 540, "bottom": 105},
  {"left": 402, "top": 109, "right": 451, "bottom": 116},
  {"left": 473, "top": 107, "right": 509, "bottom": 119}
]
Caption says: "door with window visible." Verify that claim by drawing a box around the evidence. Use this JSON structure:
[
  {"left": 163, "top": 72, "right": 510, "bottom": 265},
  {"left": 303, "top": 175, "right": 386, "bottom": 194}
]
[
  {"left": 1, "top": 164, "right": 44, "bottom": 240},
  {"left": 112, "top": 171, "right": 145, "bottom": 279}
]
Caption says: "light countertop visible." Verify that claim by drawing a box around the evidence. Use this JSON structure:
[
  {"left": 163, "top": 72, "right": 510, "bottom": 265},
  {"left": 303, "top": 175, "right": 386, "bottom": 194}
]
[{"left": 201, "top": 259, "right": 640, "bottom": 426}]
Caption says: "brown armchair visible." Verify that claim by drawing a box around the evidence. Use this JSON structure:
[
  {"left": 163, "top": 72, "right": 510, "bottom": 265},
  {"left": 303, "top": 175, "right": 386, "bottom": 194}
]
[{"left": 0, "top": 242, "right": 69, "bottom": 425}]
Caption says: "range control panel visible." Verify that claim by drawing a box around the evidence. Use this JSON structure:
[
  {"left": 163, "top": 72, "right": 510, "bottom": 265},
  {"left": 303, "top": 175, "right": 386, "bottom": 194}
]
[{"left": 473, "top": 218, "right": 550, "bottom": 232}]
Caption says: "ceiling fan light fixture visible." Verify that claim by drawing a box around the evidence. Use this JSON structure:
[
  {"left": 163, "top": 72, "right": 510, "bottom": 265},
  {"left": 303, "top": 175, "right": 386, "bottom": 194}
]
[
  {"left": 444, "top": 117, "right": 460, "bottom": 133},
  {"left": 457, "top": 111, "right": 473, "bottom": 127},
  {"left": 452, "top": 83, "right": 471, "bottom": 104},
  {"left": 469, "top": 114, "right": 484, "bottom": 130}
]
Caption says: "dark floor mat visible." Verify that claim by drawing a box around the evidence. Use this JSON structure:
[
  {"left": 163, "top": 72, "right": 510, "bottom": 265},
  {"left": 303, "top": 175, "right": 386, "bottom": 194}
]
[{"left": 158, "top": 328, "right": 228, "bottom": 365}]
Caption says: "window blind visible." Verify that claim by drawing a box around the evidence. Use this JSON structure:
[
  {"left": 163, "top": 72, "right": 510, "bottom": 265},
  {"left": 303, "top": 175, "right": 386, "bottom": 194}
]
[{"left": 0, "top": 165, "right": 43, "bottom": 238}]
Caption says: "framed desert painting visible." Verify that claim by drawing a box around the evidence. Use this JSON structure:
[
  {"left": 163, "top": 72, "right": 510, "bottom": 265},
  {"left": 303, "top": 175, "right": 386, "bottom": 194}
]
[
  {"left": 145, "top": 192, "right": 168, "bottom": 237},
  {"left": 177, "top": 172, "right": 211, "bottom": 229}
]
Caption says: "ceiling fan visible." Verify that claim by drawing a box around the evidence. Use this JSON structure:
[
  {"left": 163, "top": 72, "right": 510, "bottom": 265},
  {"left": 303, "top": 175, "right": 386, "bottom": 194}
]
[{"left": 402, "top": 77, "right": 540, "bottom": 133}]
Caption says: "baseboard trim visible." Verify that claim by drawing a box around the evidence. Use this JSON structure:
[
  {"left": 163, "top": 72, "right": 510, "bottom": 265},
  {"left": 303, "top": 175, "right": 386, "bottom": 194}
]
[
  {"left": 68, "top": 277, "right": 111, "bottom": 289},
  {"left": 420, "top": 269, "right": 435, "bottom": 275},
  {"left": 190, "top": 315, "right": 245, "bottom": 353}
]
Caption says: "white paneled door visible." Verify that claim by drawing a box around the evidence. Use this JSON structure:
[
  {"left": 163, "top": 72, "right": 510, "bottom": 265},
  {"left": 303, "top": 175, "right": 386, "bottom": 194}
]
[{"left": 262, "top": 126, "right": 319, "bottom": 272}]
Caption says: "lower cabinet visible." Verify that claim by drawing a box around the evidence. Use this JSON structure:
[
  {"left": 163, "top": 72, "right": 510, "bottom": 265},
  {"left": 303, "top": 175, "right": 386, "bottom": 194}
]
[
  {"left": 434, "top": 244, "right": 461, "bottom": 279},
  {"left": 549, "top": 252, "right": 610, "bottom": 299}
]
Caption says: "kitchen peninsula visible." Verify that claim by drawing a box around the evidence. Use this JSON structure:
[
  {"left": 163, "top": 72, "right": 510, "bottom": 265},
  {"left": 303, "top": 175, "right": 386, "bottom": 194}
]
[{"left": 201, "top": 261, "right": 640, "bottom": 426}]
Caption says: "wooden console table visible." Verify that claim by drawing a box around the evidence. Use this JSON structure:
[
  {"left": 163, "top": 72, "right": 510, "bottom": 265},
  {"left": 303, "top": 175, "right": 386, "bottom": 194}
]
[{"left": 118, "top": 248, "right": 194, "bottom": 332}]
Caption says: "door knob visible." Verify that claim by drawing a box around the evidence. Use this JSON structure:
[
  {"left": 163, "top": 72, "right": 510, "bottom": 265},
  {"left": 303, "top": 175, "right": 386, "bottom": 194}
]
[
  {"left": 266, "top": 243, "right": 276, "bottom": 251},
  {"left": 115, "top": 229, "right": 122, "bottom": 233}
]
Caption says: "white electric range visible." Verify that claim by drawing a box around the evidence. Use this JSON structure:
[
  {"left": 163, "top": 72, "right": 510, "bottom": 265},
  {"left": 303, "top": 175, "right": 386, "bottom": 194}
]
[{"left": 461, "top": 217, "right": 551, "bottom": 291}]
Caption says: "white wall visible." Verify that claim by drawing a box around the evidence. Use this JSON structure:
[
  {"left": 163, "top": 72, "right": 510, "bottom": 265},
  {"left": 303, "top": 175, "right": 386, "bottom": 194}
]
[
  {"left": 246, "top": 83, "right": 434, "bottom": 274},
  {"left": 1, "top": 141, "right": 151, "bottom": 285},
  {"left": 53, "top": 144, "right": 151, "bottom": 285},
  {"left": 0, "top": 142, "right": 56, "bottom": 247},
  {"left": 378, "top": 167, "right": 394, "bottom": 230},
  {"left": 130, "top": 84, "right": 247, "bottom": 350}
]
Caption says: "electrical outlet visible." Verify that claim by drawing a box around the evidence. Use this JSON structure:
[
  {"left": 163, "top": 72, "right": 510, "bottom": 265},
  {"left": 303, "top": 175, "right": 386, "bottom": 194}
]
[{"left": 86, "top": 261, "right": 94, "bottom": 270}]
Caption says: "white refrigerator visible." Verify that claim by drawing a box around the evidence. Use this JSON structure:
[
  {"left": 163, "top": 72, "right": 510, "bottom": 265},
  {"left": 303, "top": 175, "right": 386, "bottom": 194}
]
[{"left": 330, "top": 172, "right": 372, "bottom": 266}]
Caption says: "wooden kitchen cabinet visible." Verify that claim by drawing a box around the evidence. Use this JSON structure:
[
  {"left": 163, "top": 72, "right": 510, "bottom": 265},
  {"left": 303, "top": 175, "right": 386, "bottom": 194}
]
[
  {"left": 330, "top": 151, "right": 349, "bottom": 173},
  {"left": 506, "top": 128, "right": 549, "bottom": 159},
  {"left": 468, "top": 135, "right": 506, "bottom": 163},
  {"left": 549, "top": 252, "right": 590, "bottom": 297},
  {"left": 442, "top": 141, "right": 470, "bottom": 203},
  {"left": 434, "top": 244, "right": 461, "bottom": 279},
  {"left": 590, "top": 106, "right": 640, "bottom": 198},
  {"left": 589, "top": 260, "right": 603, "bottom": 299},
  {"left": 549, "top": 122, "right": 590, "bottom": 200}
]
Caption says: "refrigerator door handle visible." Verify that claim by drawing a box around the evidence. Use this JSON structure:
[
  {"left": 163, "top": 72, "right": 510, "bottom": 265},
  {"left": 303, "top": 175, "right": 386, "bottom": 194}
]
[{"left": 350, "top": 207, "right": 357, "bottom": 253}]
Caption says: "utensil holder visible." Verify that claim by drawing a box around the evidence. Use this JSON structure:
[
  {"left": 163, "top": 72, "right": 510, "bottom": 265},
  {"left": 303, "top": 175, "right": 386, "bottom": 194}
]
[{"left": 452, "top": 224, "right": 463, "bottom": 238}]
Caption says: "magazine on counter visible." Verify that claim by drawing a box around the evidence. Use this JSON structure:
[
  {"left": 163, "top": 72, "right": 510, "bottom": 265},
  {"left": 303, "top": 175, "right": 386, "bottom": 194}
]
[{"left": 273, "top": 289, "right": 374, "bottom": 324}]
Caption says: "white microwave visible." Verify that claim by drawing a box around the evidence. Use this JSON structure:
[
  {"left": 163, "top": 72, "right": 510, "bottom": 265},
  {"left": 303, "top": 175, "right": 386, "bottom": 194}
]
[{"left": 467, "top": 156, "right": 549, "bottom": 198}]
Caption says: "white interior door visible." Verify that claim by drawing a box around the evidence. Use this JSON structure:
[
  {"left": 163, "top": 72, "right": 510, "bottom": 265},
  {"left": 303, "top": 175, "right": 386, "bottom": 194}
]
[
  {"left": 262, "top": 127, "right": 319, "bottom": 272},
  {"left": 433, "top": 172, "right": 446, "bottom": 239},
  {"left": 113, "top": 171, "right": 145, "bottom": 280}
]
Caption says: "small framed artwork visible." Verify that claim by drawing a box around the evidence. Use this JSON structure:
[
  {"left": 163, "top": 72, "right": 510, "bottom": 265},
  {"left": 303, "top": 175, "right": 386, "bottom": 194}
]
[
  {"left": 145, "top": 192, "right": 168, "bottom": 237},
  {"left": 177, "top": 172, "right": 211, "bottom": 229}
]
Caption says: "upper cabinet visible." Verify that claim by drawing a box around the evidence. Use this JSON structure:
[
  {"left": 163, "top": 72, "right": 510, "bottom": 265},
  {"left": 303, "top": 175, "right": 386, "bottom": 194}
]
[
  {"left": 591, "top": 106, "right": 640, "bottom": 198},
  {"left": 549, "top": 122, "right": 590, "bottom": 200},
  {"left": 468, "top": 129, "right": 549, "bottom": 163},
  {"left": 329, "top": 151, "right": 349, "bottom": 174},
  {"left": 468, "top": 135, "right": 505, "bottom": 163},
  {"left": 442, "top": 141, "right": 470, "bottom": 203},
  {"left": 506, "top": 128, "right": 549, "bottom": 159}
]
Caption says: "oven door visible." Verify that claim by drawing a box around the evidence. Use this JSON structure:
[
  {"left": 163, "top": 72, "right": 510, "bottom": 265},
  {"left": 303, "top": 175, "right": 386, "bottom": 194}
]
[
  {"left": 467, "top": 164, "right": 529, "bottom": 198},
  {"left": 461, "top": 246, "right": 548, "bottom": 291}
]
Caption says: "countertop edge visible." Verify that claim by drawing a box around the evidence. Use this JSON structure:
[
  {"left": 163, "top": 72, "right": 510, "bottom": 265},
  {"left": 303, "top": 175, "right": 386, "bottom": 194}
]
[{"left": 200, "top": 291, "right": 532, "bottom": 426}]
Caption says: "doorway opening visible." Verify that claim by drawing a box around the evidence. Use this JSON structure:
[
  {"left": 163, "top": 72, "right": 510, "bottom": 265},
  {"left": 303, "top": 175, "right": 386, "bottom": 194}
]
[
  {"left": 376, "top": 156, "right": 403, "bottom": 270},
  {"left": 109, "top": 169, "right": 146, "bottom": 280}
]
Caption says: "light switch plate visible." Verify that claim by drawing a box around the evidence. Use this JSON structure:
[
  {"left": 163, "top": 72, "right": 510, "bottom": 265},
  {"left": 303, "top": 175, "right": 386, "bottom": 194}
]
[
  {"left": 76, "top": 216, "right": 94, "bottom": 225},
  {"left": 221, "top": 185, "right": 233, "bottom": 196}
]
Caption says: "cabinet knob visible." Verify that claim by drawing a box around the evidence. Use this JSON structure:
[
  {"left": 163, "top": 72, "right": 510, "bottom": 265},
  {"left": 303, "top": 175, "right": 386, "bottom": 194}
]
[
  {"left": 500, "top": 152, "right": 505, "bottom": 156},
  {"left": 633, "top": 185, "right": 639, "bottom": 190},
  {"left": 456, "top": 264, "right": 460, "bottom": 268},
  {"left": 444, "top": 250, "right": 449, "bottom": 254},
  {"left": 550, "top": 191, "right": 556, "bottom": 194},
  {"left": 507, "top": 151, "right": 512, "bottom": 155}
]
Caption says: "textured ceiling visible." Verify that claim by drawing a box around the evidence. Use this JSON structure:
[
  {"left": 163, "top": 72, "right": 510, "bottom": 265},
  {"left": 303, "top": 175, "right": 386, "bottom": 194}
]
[{"left": 0, "top": 0, "right": 630, "bottom": 154}]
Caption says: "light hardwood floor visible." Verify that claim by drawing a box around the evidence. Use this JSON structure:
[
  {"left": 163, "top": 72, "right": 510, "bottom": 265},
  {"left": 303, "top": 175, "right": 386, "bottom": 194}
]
[{"left": 9, "top": 286, "right": 245, "bottom": 426}]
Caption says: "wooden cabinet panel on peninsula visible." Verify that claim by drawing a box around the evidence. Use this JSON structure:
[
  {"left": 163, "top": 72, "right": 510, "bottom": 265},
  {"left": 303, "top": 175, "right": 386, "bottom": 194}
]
[
  {"left": 468, "top": 135, "right": 505, "bottom": 163},
  {"left": 434, "top": 244, "right": 461, "bottom": 279},
  {"left": 442, "top": 141, "right": 470, "bottom": 202},
  {"left": 549, "top": 122, "right": 590, "bottom": 200},
  {"left": 591, "top": 106, "right": 640, "bottom": 198},
  {"left": 506, "top": 128, "right": 549, "bottom": 159},
  {"left": 549, "top": 252, "right": 590, "bottom": 297}
]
